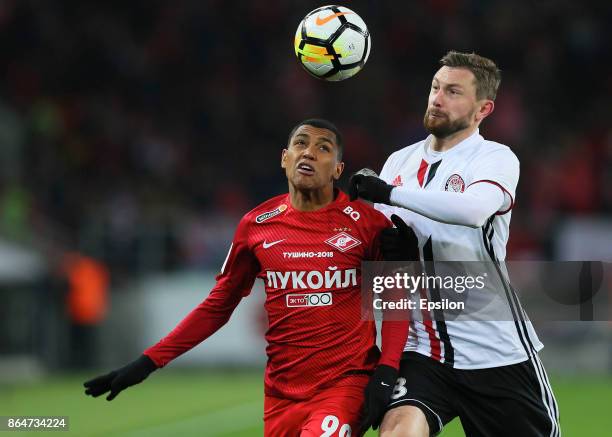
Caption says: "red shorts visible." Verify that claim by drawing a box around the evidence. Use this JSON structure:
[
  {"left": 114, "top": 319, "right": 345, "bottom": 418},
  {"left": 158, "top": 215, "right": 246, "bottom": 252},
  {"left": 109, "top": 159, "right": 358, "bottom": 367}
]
[{"left": 264, "top": 376, "right": 367, "bottom": 437}]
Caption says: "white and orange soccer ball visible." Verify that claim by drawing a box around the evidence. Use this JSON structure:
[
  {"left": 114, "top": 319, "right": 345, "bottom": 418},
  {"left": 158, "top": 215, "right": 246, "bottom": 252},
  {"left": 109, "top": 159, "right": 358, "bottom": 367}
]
[{"left": 294, "top": 5, "right": 371, "bottom": 81}]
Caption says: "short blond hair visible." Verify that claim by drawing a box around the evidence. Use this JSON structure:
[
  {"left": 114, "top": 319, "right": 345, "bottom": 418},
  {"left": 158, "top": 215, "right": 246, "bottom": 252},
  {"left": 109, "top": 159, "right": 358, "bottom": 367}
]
[{"left": 440, "top": 51, "right": 501, "bottom": 100}]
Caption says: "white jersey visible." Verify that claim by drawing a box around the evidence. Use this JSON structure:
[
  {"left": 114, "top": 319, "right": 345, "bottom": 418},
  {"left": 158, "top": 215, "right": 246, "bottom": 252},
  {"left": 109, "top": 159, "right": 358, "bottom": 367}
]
[{"left": 376, "top": 129, "right": 543, "bottom": 369}]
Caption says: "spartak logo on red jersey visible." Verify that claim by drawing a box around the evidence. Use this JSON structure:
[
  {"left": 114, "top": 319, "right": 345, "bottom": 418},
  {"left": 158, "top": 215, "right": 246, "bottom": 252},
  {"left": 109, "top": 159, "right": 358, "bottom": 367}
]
[{"left": 325, "top": 232, "right": 361, "bottom": 252}]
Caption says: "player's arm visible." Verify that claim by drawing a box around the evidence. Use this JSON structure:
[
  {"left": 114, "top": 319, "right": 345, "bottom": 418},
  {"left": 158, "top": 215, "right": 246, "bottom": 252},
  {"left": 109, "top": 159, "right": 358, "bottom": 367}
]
[
  {"left": 350, "top": 150, "right": 518, "bottom": 228},
  {"left": 361, "top": 316, "right": 410, "bottom": 432},
  {"left": 377, "top": 214, "right": 413, "bottom": 375},
  {"left": 83, "top": 217, "right": 260, "bottom": 401},
  {"left": 361, "top": 215, "right": 412, "bottom": 431},
  {"left": 142, "top": 219, "right": 259, "bottom": 366},
  {"left": 388, "top": 182, "right": 505, "bottom": 227}
]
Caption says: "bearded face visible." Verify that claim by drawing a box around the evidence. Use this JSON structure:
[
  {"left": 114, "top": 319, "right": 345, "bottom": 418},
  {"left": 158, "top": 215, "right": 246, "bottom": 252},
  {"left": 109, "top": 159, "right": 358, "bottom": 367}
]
[
  {"left": 423, "top": 107, "right": 473, "bottom": 138},
  {"left": 424, "top": 66, "right": 484, "bottom": 139}
]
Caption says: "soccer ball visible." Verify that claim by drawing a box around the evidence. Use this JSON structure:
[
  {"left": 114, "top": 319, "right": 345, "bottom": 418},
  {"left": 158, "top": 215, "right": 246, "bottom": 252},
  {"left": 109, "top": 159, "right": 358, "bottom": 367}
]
[{"left": 294, "top": 5, "right": 371, "bottom": 81}]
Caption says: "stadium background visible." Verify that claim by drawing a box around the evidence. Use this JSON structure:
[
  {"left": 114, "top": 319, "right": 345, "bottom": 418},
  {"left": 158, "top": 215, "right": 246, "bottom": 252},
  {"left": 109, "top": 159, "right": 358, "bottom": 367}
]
[{"left": 0, "top": 0, "right": 610, "bottom": 435}]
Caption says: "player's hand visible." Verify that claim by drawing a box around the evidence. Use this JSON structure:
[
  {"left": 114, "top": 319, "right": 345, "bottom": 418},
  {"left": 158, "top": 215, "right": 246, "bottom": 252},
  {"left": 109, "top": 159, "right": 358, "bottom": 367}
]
[
  {"left": 381, "top": 214, "right": 420, "bottom": 261},
  {"left": 84, "top": 355, "right": 157, "bottom": 401},
  {"left": 348, "top": 168, "right": 394, "bottom": 204},
  {"left": 361, "top": 364, "right": 399, "bottom": 432}
]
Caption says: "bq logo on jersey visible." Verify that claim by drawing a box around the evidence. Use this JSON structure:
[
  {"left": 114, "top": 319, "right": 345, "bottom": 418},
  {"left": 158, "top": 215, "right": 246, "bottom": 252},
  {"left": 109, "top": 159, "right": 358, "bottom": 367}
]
[
  {"left": 256, "top": 204, "right": 287, "bottom": 223},
  {"left": 325, "top": 232, "right": 361, "bottom": 252},
  {"left": 445, "top": 174, "right": 465, "bottom": 192},
  {"left": 286, "top": 292, "right": 332, "bottom": 307}
]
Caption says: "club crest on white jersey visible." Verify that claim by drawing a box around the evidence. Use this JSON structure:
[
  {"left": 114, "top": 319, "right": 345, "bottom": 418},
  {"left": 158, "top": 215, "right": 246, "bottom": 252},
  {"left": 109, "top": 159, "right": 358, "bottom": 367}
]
[{"left": 444, "top": 174, "right": 465, "bottom": 192}]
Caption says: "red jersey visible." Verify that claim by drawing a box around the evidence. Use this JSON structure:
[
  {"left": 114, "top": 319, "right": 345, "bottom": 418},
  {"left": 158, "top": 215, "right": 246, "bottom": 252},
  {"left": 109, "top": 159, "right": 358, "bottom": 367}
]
[{"left": 145, "top": 190, "right": 408, "bottom": 400}]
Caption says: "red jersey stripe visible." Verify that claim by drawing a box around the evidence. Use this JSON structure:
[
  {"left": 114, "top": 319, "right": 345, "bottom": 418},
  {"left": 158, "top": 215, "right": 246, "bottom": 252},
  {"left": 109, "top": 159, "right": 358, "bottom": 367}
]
[
  {"left": 467, "top": 179, "right": 515, "bottom": 215},
  {"left": 419, "top": 287, "right": 441, "bottom": 361},
  {"left": 417, "top": 159, "right": 428, "bottom": 187}
]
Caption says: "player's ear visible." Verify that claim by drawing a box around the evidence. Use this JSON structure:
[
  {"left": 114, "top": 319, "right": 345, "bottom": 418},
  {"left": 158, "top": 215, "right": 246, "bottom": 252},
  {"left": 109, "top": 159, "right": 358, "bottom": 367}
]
[
  {"left": 281, "top": 149, "right": 288, "bottom": 169},
  {"left": 476, "top": 100, "right": 494, "bottom": 123},
  {"left": 333, "top": 161, "right": 344, "bottom": 181}
]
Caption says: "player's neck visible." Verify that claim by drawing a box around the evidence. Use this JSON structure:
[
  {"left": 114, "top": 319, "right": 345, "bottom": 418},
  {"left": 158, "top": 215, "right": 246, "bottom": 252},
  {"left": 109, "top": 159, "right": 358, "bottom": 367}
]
[
  {"left": 430, "top": 126, "right": 478, "bottom": 152},
  {"left": 289, "top": 185, "right": 335, "bottom": 211}
]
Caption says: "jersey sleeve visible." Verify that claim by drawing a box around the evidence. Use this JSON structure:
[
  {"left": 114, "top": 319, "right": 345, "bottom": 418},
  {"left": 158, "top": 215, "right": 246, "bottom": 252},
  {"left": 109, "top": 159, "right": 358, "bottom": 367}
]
[
  {"left": 467, "top": 147, "right": 520, "bottom": 215},
  {"left": 379, "top": 320, "right": 409, "bottom": 369},
  {"left": 389, "top": 183, "right": 505, "bottom": 228},
  {"left": 144, "top": 216, "right": 260, "bottom": 367}
]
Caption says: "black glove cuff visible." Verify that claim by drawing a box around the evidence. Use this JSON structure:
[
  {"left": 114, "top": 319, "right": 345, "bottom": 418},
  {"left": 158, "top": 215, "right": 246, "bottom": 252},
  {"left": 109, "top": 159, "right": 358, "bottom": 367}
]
[
  {"left": 136, "top": 354, "right": 158, "bottom": 373},
  {"left": 382, "top": 184, "right": 394, "bottom": 205},
  {"left": 374, "top": 364, "right": 398, "bottom": 382}
]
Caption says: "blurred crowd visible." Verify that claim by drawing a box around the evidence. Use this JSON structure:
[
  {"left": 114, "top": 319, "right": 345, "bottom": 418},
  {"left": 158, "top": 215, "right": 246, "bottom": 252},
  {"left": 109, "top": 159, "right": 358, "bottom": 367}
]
[{"left": 0, "top": 0, "right": 610, "bottom": 279}]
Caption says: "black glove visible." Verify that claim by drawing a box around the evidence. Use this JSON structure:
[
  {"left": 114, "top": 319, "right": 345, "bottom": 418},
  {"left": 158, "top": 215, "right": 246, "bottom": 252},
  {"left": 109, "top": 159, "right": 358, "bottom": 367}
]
[
  {"left": 348, "top": 168, "right": 394, "bottom": 204},
  {"left": 84, "top": 355, "right": 157, "bottom": 401},
  {"left": 381, "top": 214, "right": 420, "bottom": 261},
  {"left": 361, "top": 364, "right": 399, "bottom": 432}
]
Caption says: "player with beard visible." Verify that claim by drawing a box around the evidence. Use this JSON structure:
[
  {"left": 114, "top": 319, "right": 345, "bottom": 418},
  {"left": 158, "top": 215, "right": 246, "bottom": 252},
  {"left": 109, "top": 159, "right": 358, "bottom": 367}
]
[
  {"left": 83, "top": 119, "right": 412, "bottom": 436},
  {"left": 349, "top": 52, "right": 560, "bottom": 436}
]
